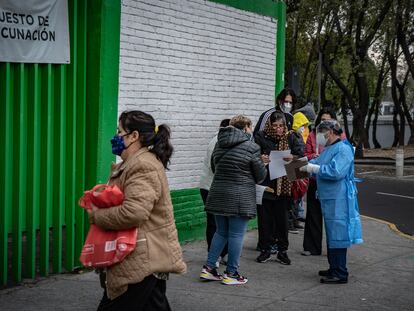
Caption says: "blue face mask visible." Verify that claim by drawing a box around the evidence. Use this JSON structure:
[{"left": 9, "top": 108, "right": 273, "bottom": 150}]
[
  {"left": 111, "top": 133, "right": 129, "bottom": 156},
  {"left": 245, "top": 132, "right": 254, "bottom": 141}
]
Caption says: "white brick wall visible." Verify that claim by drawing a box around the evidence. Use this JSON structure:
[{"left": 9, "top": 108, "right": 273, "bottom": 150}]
[{"left": 119, "top": 0, "right": 277, "bottom": 189}]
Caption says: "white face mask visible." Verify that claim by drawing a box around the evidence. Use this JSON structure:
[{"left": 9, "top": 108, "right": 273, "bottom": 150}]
[
  {"left": 316, "top": 132, "right": 328, "bottom": 147},
  {"left": 297, "top": 126, "right": 305, "bottom": 135},
  {"left": 282, "top": 102, "right": 292, "bottom": 113}
]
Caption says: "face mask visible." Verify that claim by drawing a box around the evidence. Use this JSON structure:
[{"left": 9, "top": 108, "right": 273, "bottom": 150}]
[
  {"left": 245, "top": 132, "right": 254, "bottom": 141},
  {"left": 282, "top": 102, "right": 292, "bottom": 113},
  {"left": 111, "top": 133, "right": 130, "bottom": 156},
  {"left": 297, "top": 126, "right": 305, "bottom": 135},
  {"left": 316, "top": 132, "right": 328, "bottom": 147}
]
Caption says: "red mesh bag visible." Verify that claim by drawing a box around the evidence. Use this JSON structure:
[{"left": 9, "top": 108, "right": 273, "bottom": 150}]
[
  {"left": 291, "top": 178, "right": 309, "bottom": 200},
  {"left": 79, "top": 184, "right": 137, "bottom": 268}
]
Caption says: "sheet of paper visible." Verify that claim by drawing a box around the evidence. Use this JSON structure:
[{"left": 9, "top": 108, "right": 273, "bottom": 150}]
[
  {"left": 269, "top": 150, "right": 291, "bottom": 180},
  {"left": 255, "top": 185, "right": 267, "bottom": 205}
]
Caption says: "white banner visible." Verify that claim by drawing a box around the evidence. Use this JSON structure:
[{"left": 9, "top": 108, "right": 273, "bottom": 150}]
[{"left": 0, "top": 0, "right": 70, "bottom": 64}]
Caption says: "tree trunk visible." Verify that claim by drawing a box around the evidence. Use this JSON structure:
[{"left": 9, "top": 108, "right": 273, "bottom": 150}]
[
  {"left": 352, "top": 111, "right": 366, "bottom": 158},
  {"left": 372, "top": 99, "right": 382, "bottom": 148},
  {"left": 392, "top": 109, "right": 400, "bottom": 147},
  {"left": 341, "top": 95, "right": 351, "bottom": 141},
  {"left": 352, "top": 68, "right": 370, "bottom": 155},
  {"left": 398, "top": 75, "right": 414, "bottom": 145},
  {"left": 365, "top": 101, "right": 374, "bottom": 149}
]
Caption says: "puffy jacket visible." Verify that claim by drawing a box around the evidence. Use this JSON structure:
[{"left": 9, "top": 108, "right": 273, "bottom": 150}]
[
  {"left": 205, "top": 126, "right": 267, "bottom": 218},
  {"left": 90, "top": 148, "right": 187, "bottom": 299}
]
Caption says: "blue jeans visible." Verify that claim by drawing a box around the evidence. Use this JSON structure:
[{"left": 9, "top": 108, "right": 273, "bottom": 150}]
[
  {"left": 207, "top": 215, "right": 249, "bottom": 274},
  {"left": 327, "top": 248, "right": 348, "bottom": 280}
]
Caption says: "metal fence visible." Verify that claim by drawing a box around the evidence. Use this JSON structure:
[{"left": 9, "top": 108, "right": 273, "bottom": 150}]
[{"left": 0, "top": 0, "right": 121, "bottom": 286}]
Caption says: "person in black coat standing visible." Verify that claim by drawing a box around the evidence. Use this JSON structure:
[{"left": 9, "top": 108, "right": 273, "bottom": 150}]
[
  {"left": 199, "top": 115, "right": 267, "bottom": 285},
  {"left": 254, "top": 111, "right": 304, "bottom": 265}
]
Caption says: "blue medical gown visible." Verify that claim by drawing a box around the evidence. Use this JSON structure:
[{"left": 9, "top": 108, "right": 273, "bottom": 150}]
[{"left": 310, "top": 140, "right": 363, "bottom": 248}]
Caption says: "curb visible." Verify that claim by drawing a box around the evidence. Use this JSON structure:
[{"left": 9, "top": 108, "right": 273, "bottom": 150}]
[{"left": 361, "top": 215, "right": 414, "bottom": 241}]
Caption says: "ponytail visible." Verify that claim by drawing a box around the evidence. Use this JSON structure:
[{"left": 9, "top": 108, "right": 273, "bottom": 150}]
[
  {"left": 119, "top": 110, "right": 174, "bottom": 168},
  {"left": 151, "top": 124, "right": 173, "bottom": 168}
]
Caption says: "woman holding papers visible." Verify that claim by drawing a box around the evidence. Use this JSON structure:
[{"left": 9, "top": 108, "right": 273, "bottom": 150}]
[{"left": 254, "top": 111, "right": 304, "bottom": 264}]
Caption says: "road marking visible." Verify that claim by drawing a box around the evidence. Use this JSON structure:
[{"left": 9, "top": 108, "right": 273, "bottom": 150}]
[
  {"left": 357, "top": 170, "right": 380, "bottom": 175},
  {"left": 376, "top": 192, "right": 414, "bottom": 200}
]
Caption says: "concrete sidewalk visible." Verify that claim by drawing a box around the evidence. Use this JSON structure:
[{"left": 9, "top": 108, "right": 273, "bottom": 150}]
[{"left": 1, "top": 217, "right": 413, "bottom": 311}]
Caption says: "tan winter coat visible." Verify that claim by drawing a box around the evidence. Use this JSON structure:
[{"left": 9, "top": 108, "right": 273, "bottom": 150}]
[{"left": 90, "top": 148, "right": 187, "bottom": 299}]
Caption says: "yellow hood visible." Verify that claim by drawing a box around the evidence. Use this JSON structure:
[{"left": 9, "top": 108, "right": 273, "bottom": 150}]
[{"left": 292, "top": 112, "right": 309, "bottom": 130}]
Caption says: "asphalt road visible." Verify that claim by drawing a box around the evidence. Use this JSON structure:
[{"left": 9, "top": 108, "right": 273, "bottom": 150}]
[{"left": 356, "top": 173, "right": 414, "bottom": 236}]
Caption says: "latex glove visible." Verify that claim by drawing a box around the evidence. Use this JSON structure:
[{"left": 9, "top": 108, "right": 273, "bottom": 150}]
[{"left": 299, "top": 163, "right": 320, "bottom": 174}]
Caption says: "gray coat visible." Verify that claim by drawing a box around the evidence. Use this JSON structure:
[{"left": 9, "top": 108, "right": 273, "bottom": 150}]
[{"left": 205, "top": 126, "right": 267, "bottom": 218}]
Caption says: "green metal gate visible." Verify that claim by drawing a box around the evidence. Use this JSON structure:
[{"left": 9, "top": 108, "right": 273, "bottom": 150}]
[{"left": 0, "top": 0, "right": 120, "bottom": 286}]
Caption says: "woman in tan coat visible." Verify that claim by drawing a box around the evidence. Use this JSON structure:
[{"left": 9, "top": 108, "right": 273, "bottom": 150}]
[{"left": 87, "top": 110, "right": 186, "bottom": 311}]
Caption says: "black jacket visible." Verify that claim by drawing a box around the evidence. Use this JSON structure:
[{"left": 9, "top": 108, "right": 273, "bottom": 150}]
[
  {"left": 205, "top": 127, "right": 267, "bottom": 218},
  {"left": 254, "top": 130, "right": 304, "bottom": 199}
]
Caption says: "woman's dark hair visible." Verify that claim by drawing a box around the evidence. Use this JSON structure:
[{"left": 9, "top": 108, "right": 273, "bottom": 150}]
[
  {"left": 269, "top": 111, "right": 286, "bottom": 124},
  {"left": 275, "top": 87, "right": 297, "bottom": 111},
  {"left": 315, "top": 107, "right": 338, "bottom": 127},
  {"left": 119, "top": 110, "right": 173, "bottom": 168}
]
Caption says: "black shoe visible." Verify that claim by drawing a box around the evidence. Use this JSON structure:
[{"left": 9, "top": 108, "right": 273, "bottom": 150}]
[
  {"left": 297, "top": 217, "right": 306, "bottom": 222},
  {"left": 320, "top": 276, "right": 348, "bottom": 284},
  {"left": 318, "top": 270, "right": 330, "bottom": 277},
  {"left": 276, "top": 251, "right": 291, "bottom": 265},
  {"left": 256, "top": 250, "right": 271, "bottom": 263}
]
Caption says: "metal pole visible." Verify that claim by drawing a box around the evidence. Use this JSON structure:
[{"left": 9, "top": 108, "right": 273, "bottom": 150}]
[{"left": 396, "top": 147, "right": 404, "bottom": 178}]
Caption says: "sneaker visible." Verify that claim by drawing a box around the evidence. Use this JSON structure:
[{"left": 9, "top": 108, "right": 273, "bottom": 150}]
[
  {"left": 222, "top": 271, "right": 248, "bottom": 285},
  {"left": 270, "top": 244, "right": 278, "bottom": 255},
  {"left": 219, "top": 255, "right": 227, "bottom": 266},
  {"left": 289, "top": 228, "right": 299, "bottom": 234},
  {"left": 294, "top": 223, "right": 304, "bottom": 230},
  {"left": 200, "top": 265, "right": 223, "bottom": 281},
  {"left": 301, "top": 251, "right": 312, "bottom": 256},
  {"left": 276, "top": 251, "right": 291, "bottom": 265},
  {"left": 256, "top": 250, "right": 272, "bottom": 263}
]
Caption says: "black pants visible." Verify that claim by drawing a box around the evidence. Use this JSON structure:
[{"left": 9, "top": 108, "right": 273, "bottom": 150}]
[
  {"left": 97, "top": 275, "right": 171, "bottom": 311},
  {"left": 200, "top": 189, "right": 227, "bottom": 257},
  {"left": 327, "top": 248, "right": 348, "bottom": 280},
  {"left": 303, "top": 179, "right": 323, "bottom": 255},
  {"left": 257, "top": 197, "right": 290, "bottom": 252}
]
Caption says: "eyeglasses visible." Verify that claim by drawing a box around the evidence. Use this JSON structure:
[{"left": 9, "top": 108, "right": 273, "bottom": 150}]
[{"left": 272, "top": 124, "right": 285, "bottom": 129}]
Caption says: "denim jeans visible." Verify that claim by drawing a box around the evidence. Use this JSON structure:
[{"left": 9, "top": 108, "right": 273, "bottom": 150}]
[{"left": 206, "top": 215, "right": 249, "bottom": 274}]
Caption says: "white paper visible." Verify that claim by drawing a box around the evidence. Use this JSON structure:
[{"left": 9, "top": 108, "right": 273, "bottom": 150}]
[
  {"left": 269, "top": 150, "right": 291, "bottom": 180},
  {"left": 255, "top": 185, "right": 267, "bottom": 205}
]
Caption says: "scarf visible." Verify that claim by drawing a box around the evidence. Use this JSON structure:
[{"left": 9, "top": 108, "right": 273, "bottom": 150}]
[{"left": 264, "top": 120, "right": 292, "bottom": 197}]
